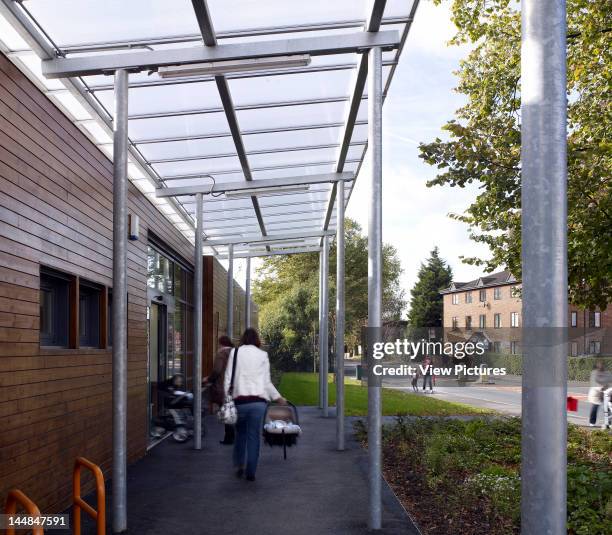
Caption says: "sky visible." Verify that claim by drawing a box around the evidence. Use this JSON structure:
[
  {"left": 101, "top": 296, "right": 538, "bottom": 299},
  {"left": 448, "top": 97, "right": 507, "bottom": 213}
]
[{"left": 346, "top": 0, "right": 490, "bottom": 310}]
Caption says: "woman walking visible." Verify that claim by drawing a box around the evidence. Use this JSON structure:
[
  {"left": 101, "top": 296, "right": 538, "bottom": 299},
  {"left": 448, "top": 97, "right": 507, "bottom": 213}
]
[
  {"left": 205, "top": 335, "right": 235, "bottom": 445},
  {"left": 224, "top": 328, "right": 286, "bottom": 481}
]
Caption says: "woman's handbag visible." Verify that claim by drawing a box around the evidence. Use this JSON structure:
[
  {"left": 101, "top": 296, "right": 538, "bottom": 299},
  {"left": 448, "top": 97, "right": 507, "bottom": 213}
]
[{"left": 217, "top": 347, "right": 238, "bottom": 424}]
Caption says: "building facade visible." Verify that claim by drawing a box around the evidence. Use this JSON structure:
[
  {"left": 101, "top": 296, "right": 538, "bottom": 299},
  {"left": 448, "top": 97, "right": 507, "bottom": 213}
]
[
  {"left": 0, "top": 51, "right": 255, "bottom": 513},
  {"left": 441, "top": 270, "right": 610, "bottom": 356}
]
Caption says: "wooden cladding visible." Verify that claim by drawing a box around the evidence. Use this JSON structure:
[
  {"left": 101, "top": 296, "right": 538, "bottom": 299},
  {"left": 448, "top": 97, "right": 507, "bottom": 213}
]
[{"left": 0, "top": 49, "right": 194, "bottom": 515}]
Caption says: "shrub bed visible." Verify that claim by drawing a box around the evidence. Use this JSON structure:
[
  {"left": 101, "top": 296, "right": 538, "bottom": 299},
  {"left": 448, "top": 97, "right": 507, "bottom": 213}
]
[{"left": 355, "top": 417, "right": 611, "bottom": 534}]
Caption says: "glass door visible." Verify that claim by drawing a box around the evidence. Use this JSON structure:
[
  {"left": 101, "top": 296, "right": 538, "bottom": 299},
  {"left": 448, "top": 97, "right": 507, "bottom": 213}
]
[{"left": 148, "top": 301, "right": 168, "bottom": 442}]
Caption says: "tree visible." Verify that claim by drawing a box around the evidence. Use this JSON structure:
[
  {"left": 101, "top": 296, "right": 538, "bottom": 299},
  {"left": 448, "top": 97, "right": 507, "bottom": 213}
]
[
  {"left": 253, "top": 218, "right": 406, "bottom": 370},
  {"left": 408, "top": 247, "right": 453, "bottom": 327},
  {"left": 419, "top": 0, "right": 611, "bottom": 309}
]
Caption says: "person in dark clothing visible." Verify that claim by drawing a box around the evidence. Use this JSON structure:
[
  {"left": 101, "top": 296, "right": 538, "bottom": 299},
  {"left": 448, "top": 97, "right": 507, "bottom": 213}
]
[{"left": 205, "top": 336, "right": 235, "bottom": 445}]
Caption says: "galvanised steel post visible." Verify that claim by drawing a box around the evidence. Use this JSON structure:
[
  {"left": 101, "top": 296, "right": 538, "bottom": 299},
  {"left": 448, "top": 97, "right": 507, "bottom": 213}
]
[
  {"left": 367, "top": 46, "right": 383, "bottom": 531},
  {"left": 227, "top": 243, "right": 234, "bottom": 340},
  {"left": 321, "top": 235, "right": 330, "bottom": 417},
  {"left": 521, "top": 0, "right": 568, "bottom": 533},
  {"left": 245, "top": 257, "right": 251, "bottom": 328},
  {"left": 336, "top": 179, "right": 346, "bottom": 450},
  {"left": 193, "top": 193, "right": 203, "bottom": 450},
  {"left": 111, "top": 68, "right": 128, "bottom": 534},
  {"left": 318, "top": 251, "right": 324, "bottom": 408}
]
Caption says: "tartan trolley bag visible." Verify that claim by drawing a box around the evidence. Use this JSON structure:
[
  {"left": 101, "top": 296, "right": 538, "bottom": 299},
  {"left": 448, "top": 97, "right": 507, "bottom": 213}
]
[{"left": 262, "top": 401, "right": 301, "bottom": 460}]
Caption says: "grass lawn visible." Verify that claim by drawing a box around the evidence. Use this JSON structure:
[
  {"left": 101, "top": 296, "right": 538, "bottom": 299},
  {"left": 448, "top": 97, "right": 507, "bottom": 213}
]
[{"left": 278, "top": 372, "right": 490, "bottom": 416}]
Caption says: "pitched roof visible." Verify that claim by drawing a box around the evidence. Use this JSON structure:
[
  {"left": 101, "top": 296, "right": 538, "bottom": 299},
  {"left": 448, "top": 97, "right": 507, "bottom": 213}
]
[{"left": 441, "top": 270, "right": 518, "bottom": 294}]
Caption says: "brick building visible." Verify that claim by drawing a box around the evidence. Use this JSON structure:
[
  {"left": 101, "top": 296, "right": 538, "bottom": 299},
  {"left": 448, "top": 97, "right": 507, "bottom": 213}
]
[{"left": 441, "top": 270, "right": 610, "bottom": 356}]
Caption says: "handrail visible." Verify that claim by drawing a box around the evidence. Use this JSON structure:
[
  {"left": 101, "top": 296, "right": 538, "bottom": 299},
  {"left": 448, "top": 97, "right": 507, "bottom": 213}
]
[
  {"left": 4, "top": 488, "right": 44, "bottom": 535},
  {"left": 73, "top": 457, "right": 105, "bottom": 535}
]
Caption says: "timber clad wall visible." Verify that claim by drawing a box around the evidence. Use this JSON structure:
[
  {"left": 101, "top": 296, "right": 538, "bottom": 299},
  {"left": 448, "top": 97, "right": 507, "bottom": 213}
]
[{"left": 0, "top": 51, "right": 194, "bottom": 512}]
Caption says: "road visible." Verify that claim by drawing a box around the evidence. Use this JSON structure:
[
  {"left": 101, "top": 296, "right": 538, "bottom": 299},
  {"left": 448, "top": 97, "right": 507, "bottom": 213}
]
[{"left": 343, "top": 359, "right": 597, "bottom": 427}]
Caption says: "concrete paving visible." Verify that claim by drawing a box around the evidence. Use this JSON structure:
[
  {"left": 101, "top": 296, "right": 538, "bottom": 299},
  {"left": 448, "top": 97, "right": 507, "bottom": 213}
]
[{"left": 74, "top": 407, "right": 418, "bottom": 535}]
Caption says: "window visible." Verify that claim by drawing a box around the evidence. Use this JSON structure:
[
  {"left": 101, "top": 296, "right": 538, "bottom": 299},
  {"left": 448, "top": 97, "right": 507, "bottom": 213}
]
[
  {"left": 570, "top": 311, "right": 577, "bottom": 327},
  {"left": 40, "top": 268, "right": 70, "bottom": 347},
  {"left": 494, "top": 313, "right": 501, "bottom": 328},
  {"left": 570, "top": 341, "right": 578, "bottom": 356},
  {"left": 452, "top": 317, "right": 459, "bottom": 330},
  {"left": 452, "top": 294, "right": 459, "bottom": 305},
  {"left": 79, "top": 280, "right": 101, "bottom": 348},
  {"left": 511, "top": 312, "right": 520, "bottom": 328},
  {"left": 589, "top": 340, "right": 601, "bottom": 355},
  {"left": 493, "top": 341, "right": 501, "bottom": 353},
  {"left": 465, "top": 316, "right": 472, "bottom": 330},
  {"left": 479, "top": 289, "right": 487, "bottom": 302},
  {"left": 479, "top": 314, "right": 486, "bottom": 328},
  {"left": 590, "top": 311, "right": 601, "bottom": 328},
  {"left": 465, "top": 292, "right": 473, "bottom": 304},
  {"left": 494, "top": 287, "right": 502, "bottom": 300},
  {"left": 510, "top": 341, "right": 519, "bottom": 355}
]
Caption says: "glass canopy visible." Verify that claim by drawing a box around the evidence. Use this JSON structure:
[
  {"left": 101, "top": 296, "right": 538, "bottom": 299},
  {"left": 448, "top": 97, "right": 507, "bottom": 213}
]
[{"left": 1, "top": 0, "right": 416, "bottom": 256}]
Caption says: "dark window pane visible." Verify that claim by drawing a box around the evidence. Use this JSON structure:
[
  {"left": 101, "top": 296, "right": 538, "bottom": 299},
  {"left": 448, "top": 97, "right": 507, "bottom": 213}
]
[
  {"left": 40, "top": 268, "right": 69, "bottom": 347},
  {"left": 79, "top": 281, "right": 101, "bottom": 347}
]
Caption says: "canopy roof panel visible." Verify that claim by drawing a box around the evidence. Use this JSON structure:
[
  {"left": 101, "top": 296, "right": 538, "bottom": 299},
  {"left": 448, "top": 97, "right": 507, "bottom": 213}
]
[{"left": 0, "top": 0, "right": 417, "bottom": 255}]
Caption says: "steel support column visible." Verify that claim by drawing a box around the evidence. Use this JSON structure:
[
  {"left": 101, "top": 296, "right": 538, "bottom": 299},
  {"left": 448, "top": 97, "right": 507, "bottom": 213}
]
[
  {"left": 111, "top": 68, "right": 129, "bottom": 534},
  {"left": 227, "top": 244, "right": 234, "bottom": 340},
  {"left": 335, "top": 179, "right": 345, "bottom": 450},
  {"left": 520, "top": 0, "right": 568, "bottom": 533},
  {"left": 367, "top": 46, "right": 383, "bottom": 531},
  {"left": 245, "top": 257, "right": 251, "bottom": 328},
  {"left": 320, "top": 236, "right": 330, "bottom": 416},
  {"left": 193, "top": 193, "right": 204, "bottom": 450},
  {"left": 318, "top": 252, "right": 324, "bottom": 408}
]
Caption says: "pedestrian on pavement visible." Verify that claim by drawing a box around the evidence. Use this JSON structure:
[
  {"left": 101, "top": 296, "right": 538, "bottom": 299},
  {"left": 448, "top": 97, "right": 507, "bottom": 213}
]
[
  {"left": 205, "top": 335, "right": 235, "bottom": 445},
  {"left": 422, "top": 355, "right": 434, "bottom": 393},
  {"left": 588, "top": 360, "right": 612, "bottom": 427},
  {"left": 224, "top": 328, "right": 287, "bottom": 481}
]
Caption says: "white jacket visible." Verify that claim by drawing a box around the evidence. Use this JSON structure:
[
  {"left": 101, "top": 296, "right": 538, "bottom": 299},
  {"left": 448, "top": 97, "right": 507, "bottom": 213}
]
[{"left": 223, "top": 344, "right": 281, "bottom": 401}]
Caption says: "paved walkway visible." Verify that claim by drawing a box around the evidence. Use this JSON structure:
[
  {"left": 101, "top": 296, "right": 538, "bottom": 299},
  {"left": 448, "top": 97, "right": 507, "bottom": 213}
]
[{"left": 76, "top": 407, "right": 418, "bottom": 535}]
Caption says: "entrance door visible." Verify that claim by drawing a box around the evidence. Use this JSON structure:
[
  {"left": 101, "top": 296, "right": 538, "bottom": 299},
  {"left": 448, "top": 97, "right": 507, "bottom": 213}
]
[{"left": 148, "top": 302, "right": 168, "bottom": 441}]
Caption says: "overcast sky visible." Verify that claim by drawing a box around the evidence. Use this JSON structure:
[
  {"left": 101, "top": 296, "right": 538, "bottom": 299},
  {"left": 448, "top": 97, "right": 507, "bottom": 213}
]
[{"left": 346, "top": 0, "right": 490, "bottom": 309}]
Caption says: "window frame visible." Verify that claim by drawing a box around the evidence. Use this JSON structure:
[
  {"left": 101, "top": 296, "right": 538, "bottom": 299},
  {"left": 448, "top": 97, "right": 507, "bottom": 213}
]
[
  {"left": 479, "top": 289, "right": 487, "bottom": 302},
  {"left": 40, "top": 267, "right": 71, "bottom": 348},
  {"left": 493, "top": 287, "right": 502, "bottom": 300},
  {"left": 479, "top": 314, "right": 486, "bottom": 328},
  {"left": 465, "top": 315, "right": 472, "bottom": 330},
  {"left": 570, "top": 311, "right": 577, "bottom": 327},
  {"left": 511, "top": 312, "right": 520, "bottom": 328},
  {"left": 494, "top": 313, "right": 501, "bottom": 328},
  {"left": 79, "top": 279, "right": 102, "bottom": 348}
]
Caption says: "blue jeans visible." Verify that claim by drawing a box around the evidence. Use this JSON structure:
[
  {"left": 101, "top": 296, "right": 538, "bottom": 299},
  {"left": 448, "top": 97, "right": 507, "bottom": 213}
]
[{"left": 233, "top": 402, "right": 266, "bottom": 478}]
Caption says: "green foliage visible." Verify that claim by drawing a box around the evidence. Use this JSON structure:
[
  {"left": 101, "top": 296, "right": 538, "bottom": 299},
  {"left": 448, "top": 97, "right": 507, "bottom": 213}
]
[
  {"left": 360, "top": 416, "right": 612, "bottom": 534},
  {"left": 407, "top": 246, "right": 453, "bottom": 327},
  {"left": 421, "top": 0, "right": 612, "bottom": 309},
  {"left": 253, "top": 219, "right": 406, "bottom": 371}
]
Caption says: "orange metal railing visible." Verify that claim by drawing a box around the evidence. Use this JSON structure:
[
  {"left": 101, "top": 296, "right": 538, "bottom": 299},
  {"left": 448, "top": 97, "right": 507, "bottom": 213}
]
[
  {"left": 4, "top": 488, "right": 44, "bottom": 535},
  {"left": 72, "top": 457, "right": 105, "bottom": 535}
]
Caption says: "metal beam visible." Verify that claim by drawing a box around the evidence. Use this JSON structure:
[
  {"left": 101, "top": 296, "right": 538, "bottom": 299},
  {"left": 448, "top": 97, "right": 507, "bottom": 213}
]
[
  {"left": 227, "top": 244, "right": 234, "bottom": 340},
  {"left": 132, "top": 120, "right": 368, "bottom": 145},
  {"left": 111, "top": 68, "right": 129, "bottom": 535},
  {"left": 193, "top": 193, "right": 203, "bottom": 450},
  {"left": 320, "top": 236, "right": 330, "bottom": 418},
  {"left": 215, "top": 246, "right": 321, "bottom": 260},
  {"left": 204, "top": 230, "right": 335, "bottom": 247},
  {"left": 245, "top": 257, "right": 251, "bottom": 328},
  {"left": 156, "top": 172, "right": 354, "bottom": 197},
  {"left": 147, "top": 141, "right": 366, "bottom": 165},
  {"left": 335, "top": 179, "right": 345, "bottom": 451},
  {"left": 42, "top": 30, "right": 401, "bottom": 79},
  {"left": 129, "top": 95, "right": 362, "bottom": 120},
  {"left": 367, "top": 46, "right": 383, "bottom": 531},
  {"left": 56, "top": 17, "right": 412, "bottom": 54},
  {"left": 162, "top": 159, "right": 362, "bottom": 181},
  {"left": 520, "top": 0, "right": 568, "bottom": 532}
]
